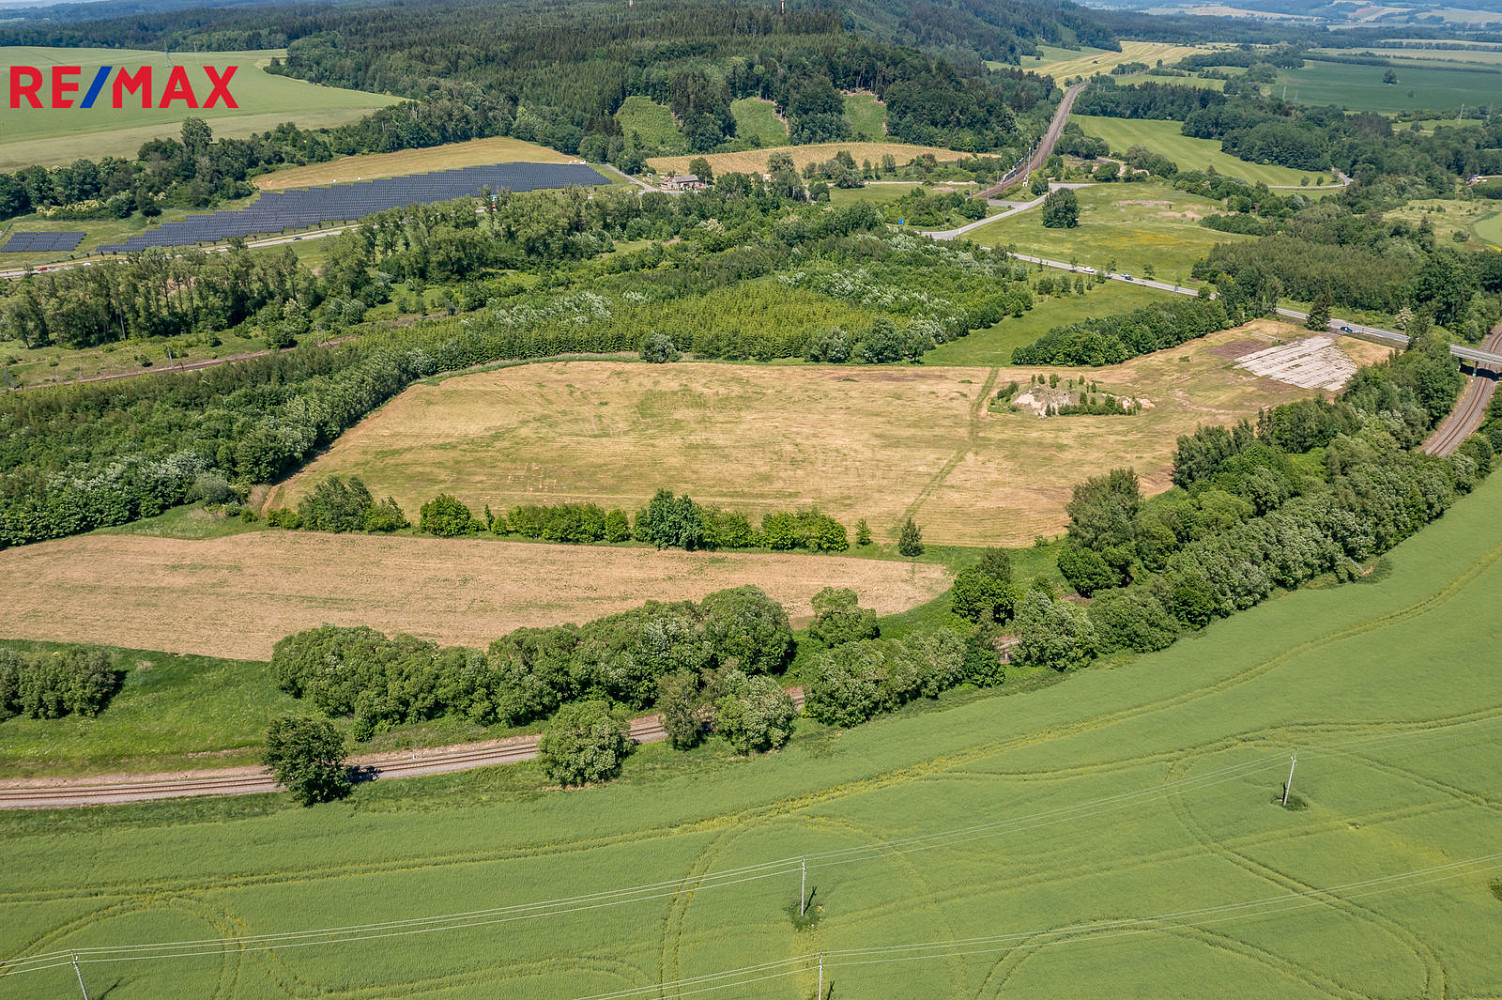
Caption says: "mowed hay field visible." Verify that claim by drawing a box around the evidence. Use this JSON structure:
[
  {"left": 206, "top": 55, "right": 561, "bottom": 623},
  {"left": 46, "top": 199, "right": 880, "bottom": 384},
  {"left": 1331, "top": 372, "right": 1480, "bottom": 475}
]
[
  {"left": 1007, "top": 40, "right": 1224, "bottom": 79},
  {"left": 1071, "top": 116, "right": 1315, "bottom": 187},
  {"left": 4, "top": 471, "right": 1501, "bottom": 1000},
  {"left": 965, "top": 180, "right": 1257, "bottom": 277},
  {"left": 648, "top": 142, "right": 968, "bottom": 177},
  {"left": 270, "top": 325, "right": 1379, "bottom": 548},
  {"left": 254, "top": 137, "right": 579, "bottom": 189},
  {"left": 0, "top": 47, "right": 398, "bottom": 169},
  {"left": 0, "top": 533, "right": 949, "bottom": 660}
]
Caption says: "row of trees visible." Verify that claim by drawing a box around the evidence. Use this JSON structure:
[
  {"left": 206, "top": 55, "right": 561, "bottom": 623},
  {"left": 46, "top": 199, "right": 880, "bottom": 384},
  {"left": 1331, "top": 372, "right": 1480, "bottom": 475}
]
[
  {"left": 1010, "top": 298, "right": 1233, "bottom": 366},
  {"left": 269, "top": 586, "right": 796, "bottom": 738}
]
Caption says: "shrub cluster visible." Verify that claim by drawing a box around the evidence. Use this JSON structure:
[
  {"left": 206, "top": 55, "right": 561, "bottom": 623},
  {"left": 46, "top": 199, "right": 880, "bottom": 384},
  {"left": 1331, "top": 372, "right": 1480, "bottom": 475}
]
[
  {"left": 269, "top": 586, "right": 793, "bottom": 739},
  {"left": 803, "top": 628, "right": 968, "bottom": 727},
  {"left": 0, "top": 647, "right": 121, "bottom": 721}
]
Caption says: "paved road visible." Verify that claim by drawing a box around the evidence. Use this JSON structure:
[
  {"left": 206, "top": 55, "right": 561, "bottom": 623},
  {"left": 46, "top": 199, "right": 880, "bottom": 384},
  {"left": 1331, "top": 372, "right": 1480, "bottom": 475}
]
[
  {"left": 0, "top": 692, "right": 804, "bottom": 809},
  {"left": 923, "top": 183, "right": 1094, "bottom": 241}
]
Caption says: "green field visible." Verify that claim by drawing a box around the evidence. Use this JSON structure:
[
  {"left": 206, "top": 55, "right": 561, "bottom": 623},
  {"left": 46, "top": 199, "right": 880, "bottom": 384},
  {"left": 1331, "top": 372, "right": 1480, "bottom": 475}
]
[
  {"left": 1071, "top": 116, "right": 1316, "bottom": 187},
  {"left": 961, "top": 181, "right": 1252, "bottom": 278},
  {"left": 615, "top": 96, "right": 687, "bottom": 154},
  {"left": 925, "top": 281, "right": 1171, "bottom": 366},
  {"left": 1277, "top": 59, "right": 1502, "bottom": 114},
  {"left": 842, "top": 93, "right": 886, "bottom": 140},
  {"left": 730, "top": 98, "right": 787, "bottom": 147},
  {"left": 3, "top": 456, "right": 1500, "bottom": 999},
  {"left": 1476, "top": 210, "right": 1502, "bottom": 249},
  {"left": 0, "top": 47, "right": 398, "bottom": 169}
]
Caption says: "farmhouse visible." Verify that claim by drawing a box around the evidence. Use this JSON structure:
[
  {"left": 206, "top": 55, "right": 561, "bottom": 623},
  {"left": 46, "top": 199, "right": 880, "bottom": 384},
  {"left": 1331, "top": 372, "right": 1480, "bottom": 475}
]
[{"left": 659, "top": 173, "right": 704, "bottom": 191}]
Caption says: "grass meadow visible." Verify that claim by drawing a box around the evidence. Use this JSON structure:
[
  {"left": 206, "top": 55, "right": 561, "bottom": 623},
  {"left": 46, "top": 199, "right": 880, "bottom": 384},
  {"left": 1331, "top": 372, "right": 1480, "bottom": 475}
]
[
  {"left": 842, "top": 93, "right": 886, "bottom": 140},
  {"left": 2, "top": 467, "right": 1500, "bottom": 1000},
  {"left": 962, "top": 180, "right": 1254, "bottom": 277},
  {"left": 616, "top": 97, "right": 687, "bottom": 154},
  {"left": 1070, "top": 116, "right": 1316, "bottom": 187},
  {"left": 263, "top": 326, "right": 1361, "bottom": 549},
  {"left": 0, "top": 47, "right": 397, "bottom": 169},
  {"left": 729, "top": 98, "right": 788, "bottom": 147},
  {"left": 1277, "top": 59, "right": 1502, "bottom": 114},
  {"left": 1004, "top": 41, "right": 1223, "bottom": 80},
  {"left": 1475, "top": 209, "right": 1502, "bottom": 249}
]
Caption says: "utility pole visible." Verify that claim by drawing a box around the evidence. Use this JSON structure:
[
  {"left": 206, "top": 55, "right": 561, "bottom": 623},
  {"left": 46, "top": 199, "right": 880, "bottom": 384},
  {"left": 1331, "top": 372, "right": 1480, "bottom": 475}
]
[
  {"left": 71, "top": 953, "right": 90, "bottom": 1000},
  {"left": 1282, "top": 752, "right": 1298, "bottom": 806},
  {"left": 817, "top": 953, "right": 824, "bottom": 1000},
  {"left": 800, "top": 857, "right": 807, "bottom": 916}
]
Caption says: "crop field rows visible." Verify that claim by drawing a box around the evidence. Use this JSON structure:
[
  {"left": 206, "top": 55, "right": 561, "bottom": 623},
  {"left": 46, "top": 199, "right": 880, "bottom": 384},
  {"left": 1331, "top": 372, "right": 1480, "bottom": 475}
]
[{"left": 2, "top": 471, "right": 1500, "bottom": 1000}]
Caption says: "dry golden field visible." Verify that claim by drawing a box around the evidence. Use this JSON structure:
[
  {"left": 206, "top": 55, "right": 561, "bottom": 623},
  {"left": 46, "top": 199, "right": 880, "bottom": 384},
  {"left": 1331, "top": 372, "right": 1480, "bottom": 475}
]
[
  {"left": 270, "top": 321, "right": 1386, "bottom": 547},
  {"left": 646, "top": 142, "right": 967, "bottom": 177},
  {"left": 254, "top": 136, "right": 579, "bottom": 190},
  {"left": 0, "top": 533, "right": 949, "bottom": 660}
]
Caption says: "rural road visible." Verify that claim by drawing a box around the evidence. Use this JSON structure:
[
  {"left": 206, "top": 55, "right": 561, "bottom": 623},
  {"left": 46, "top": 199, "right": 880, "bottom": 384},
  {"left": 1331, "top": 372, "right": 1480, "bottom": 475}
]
[
  {"left": 922, "top": 182, "right": 1094, "bottom": 241},
  {"left": 0, "top": 692, "right": 805, "bottom": 810}
]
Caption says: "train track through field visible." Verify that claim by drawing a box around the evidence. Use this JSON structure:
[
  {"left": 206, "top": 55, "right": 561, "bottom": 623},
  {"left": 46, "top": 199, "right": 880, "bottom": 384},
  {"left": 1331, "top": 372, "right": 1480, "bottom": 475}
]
[
  {"left": 0, "top": 693, "right": 803, "bottom": 810},
  {"left": 1421, "top": 320, "right": 1502, "bottom": 457}
]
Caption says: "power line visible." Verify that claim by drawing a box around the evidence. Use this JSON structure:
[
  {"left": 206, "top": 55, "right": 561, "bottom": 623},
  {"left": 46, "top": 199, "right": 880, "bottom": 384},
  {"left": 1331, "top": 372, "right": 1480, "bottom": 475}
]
[
  {"left": 561, "top": 851, "right": 1502, "bottom": 1000},
  {"left": 3, "top": 712, "right": 1497, "bottom": 977}
]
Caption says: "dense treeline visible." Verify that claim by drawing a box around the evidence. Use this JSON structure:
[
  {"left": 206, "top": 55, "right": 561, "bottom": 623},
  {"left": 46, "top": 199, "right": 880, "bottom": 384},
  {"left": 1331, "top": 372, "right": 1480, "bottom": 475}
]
[
  {"left": 1010, "top": 298, "right": 1233, "bottom": 366},
  {"left": 270, "top": 585, "right": 795, "bottom": 738},
  {"left": 1027, "top": 333, "right": 1483, "bottom": 669},
  {"left": 0, "top": 646, "right": 121, "bottom": 720},
  {"left": 1192, "top": 225, "right": 1502, "bottom": 340}
]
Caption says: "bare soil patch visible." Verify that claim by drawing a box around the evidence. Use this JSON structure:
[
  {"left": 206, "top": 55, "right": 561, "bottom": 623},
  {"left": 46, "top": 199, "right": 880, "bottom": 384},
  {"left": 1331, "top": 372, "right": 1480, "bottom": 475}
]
[{"left": 0, "top": 534, "right": 950, "bottom": 660}]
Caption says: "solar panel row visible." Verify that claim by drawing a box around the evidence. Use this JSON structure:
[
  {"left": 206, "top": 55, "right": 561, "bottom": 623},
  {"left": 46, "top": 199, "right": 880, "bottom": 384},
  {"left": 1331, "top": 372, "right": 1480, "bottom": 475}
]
[
  {"left": 96, "top": 162, "right": 609, "bottom": 254},
  {"left": 1, "top": 231, "right": 85, "bottom": 253}
]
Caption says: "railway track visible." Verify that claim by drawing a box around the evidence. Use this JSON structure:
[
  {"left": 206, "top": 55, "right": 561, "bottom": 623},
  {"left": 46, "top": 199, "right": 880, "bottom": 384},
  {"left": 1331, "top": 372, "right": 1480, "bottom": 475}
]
[
  {"left": 1421, "top": 321, "right": 1502, "bottom": 457},
  {"left": 0, "top": 694, "right": 799, "bottom": 810},
  {"left": 975, "top": 81, "right": 1087, "bottom": 201}
]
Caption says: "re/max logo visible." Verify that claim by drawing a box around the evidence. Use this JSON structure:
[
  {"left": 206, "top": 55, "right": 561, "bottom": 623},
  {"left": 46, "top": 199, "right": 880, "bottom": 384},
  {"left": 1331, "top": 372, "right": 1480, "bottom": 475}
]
[{"left": 7, "top": 65, "right": 239, "bottom": 109}]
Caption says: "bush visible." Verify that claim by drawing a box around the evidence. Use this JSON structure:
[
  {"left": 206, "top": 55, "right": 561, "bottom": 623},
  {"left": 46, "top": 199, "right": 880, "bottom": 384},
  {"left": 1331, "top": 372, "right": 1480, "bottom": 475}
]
[
  {"left": 363, "top": 496, "right": 410, "bottom": 532},
  {"left": 1041, "top": 188, "right": 1079, "bottom": 229},
  {"left": 536, "top": 700, "right": 633, "bottom": 786},
  {"left": 1088, "top": 588, "right": 1179, "bottom": 653},
  {"left": 420, "top": 494, "right": 480, "bottom": 537},
  {"left": 897, "top": 517, "right": 924, "bottom": 557},
  {"left": 761, "top": 507, "right": 849, "bottom": 552},
  {"left": 804, "top": 628, "right": 967, "bottom": 728},
  {"left": 265, "top": 508, "right": 303, "bottom": 529},
  {"left": 635, "top": 489, "right": 706, "bottom": 550},
  {"left": 1011, "top": 591, "right": 1098, "bottom": 671},
  {"left": 716, "top": 675, "right": 797, "bottom": 754},
  {"left": 298, "top": 476, "right": 375, "bottom": 532},
  {"left": 808, "top": 587, "right": 879, "bottom": 647},
  {"left": 1057, "top": 544, "right": 1121, "bottom": 597},
  {"left": 1, "top": 647, "right": 120, "bottom": 720},
  {"left": 952, "top": 548, "right": 1019, "bottom": 622},
  {"left": 262, "top": 715, "right": 351, "bottom": 805},
  {"left": 640, "top": 333, "right": 680, "bottom": 363}
]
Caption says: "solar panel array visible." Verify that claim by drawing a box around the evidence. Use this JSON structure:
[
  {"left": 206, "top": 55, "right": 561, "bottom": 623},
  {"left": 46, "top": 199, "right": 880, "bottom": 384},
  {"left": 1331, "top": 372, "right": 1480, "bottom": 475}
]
[
  {"left": 97, "top": 162, "right": 610, "bottom": 253},
  {"left": 2, "top": 231, "right": 85, "bottom": 253}
]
